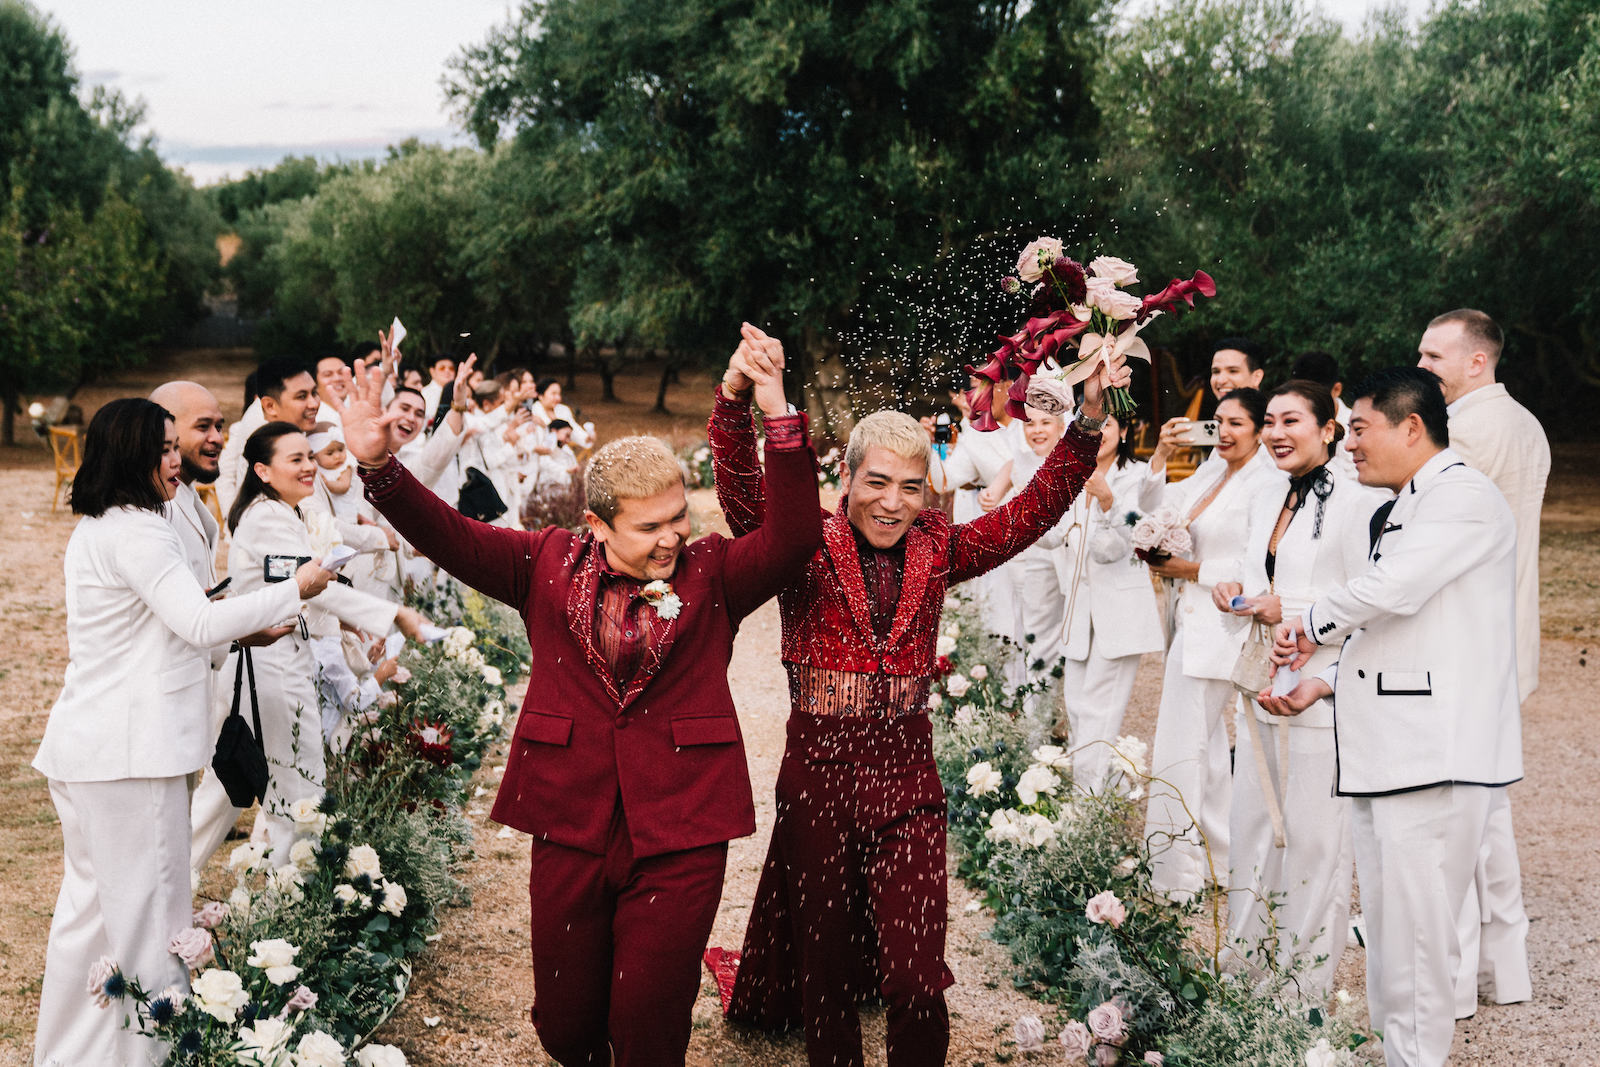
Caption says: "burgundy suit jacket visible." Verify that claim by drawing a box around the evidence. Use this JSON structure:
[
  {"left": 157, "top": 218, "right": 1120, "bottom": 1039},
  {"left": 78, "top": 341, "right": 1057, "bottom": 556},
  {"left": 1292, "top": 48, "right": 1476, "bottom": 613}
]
[{"left": 361, "top": 443, "right": 820, "bottom": 858}]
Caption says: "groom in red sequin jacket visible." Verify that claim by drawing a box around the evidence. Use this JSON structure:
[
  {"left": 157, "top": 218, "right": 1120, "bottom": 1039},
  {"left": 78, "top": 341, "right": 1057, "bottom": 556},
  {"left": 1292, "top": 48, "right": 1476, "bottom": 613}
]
[{"left": 707, "top": 325, "right": 1128, "bottom": 1066}]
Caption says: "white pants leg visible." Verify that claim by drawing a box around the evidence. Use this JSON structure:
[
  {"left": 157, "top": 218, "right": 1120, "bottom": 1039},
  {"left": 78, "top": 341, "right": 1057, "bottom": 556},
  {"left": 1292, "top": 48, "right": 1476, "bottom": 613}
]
[
  {"left": 1061, "top": 644, "right": 1143, "bottom": 792},
  {"left": 251, "top": 640, "right": 326, "bottom": 860},
  {"left": 1225, "top": 713, "right": 1351, "bottom": 1000},
  {"left": 1013, "top": 553, "right": 1066, "bottom": 684},
  {"left": 36, "top": 777, "right": 192, "bottom": 1067},
  {"left": 1144, "top": 652, "right": 1233, "bottom": 898},
  {"left": 1453, "top": 789, "right": 1532, "bottom": 1016},
  {"left": 1354, "top": 785, "right": 1495, "bottom": 1067}
]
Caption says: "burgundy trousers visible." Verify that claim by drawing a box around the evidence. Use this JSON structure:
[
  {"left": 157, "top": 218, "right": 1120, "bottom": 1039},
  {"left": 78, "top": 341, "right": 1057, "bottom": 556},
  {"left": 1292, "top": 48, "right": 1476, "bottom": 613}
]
[
  {"left": 528, "top": 802, "right": 727, "bottom": 1067},
  {"left": 730, "top": 711, "right": 953, "bottom": 1067}
]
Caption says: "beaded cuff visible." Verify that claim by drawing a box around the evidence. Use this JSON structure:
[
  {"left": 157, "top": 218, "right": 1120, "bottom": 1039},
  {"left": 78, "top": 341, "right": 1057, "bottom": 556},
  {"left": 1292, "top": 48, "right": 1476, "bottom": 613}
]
[{"left": 357, "top": 453, "right": 405, "bottom": 501}]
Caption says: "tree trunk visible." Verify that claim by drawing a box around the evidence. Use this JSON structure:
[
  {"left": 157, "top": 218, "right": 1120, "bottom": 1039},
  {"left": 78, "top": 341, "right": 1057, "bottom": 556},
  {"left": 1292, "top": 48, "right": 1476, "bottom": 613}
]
[
  {"left": 653, "top": 355, "right": 676, "bottom": 415},
  {"left": 597, "top": 355, "right": 618, "bottom": 403},
  {"left": 0, "top": 383, "right": 16, "bottom": 446}
]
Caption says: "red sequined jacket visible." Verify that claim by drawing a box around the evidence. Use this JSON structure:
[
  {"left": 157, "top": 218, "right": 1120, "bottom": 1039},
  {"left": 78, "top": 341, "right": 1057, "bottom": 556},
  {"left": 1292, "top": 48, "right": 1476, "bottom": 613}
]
[{"left": 708, "top": 393, "right": 1098, "bottom": 717}]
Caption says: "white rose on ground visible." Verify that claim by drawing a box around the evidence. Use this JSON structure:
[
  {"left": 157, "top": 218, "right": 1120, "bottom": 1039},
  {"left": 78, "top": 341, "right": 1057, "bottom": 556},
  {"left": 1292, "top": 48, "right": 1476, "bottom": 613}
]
[
  {"left": 228, "top": 842, "right": 268, "bottom": 872},
  {"left": 1088, "top": 255, "right": 1139, "bottom": 285},
  {"left": 379, "top": 879, "right": 408, "bottom": 917},
  {"left": 1016, "top": 764, "right": 1061, "bottom": 806},
  {"left": 294, "top": 1030, "right": 347, "bottom": 1067},
  {"left": 946, "top": 673, "right": 971, "bottom": 698},
  {"left": 969, "top": 664, "right": 989, "bottom": 682},
  {"left": 935, "top": 633, "right": 957, "bottom": 658},
  {"left": 191, "top": 968, "right": 249, "bottom": 1023},
  {"left": 236, "top": 1017, "right": 293, "bottom": 1065},
  {"left": 965, "top": 761, "right": 1003, "bottom": 797},
  {"left": 984, "top": 808, "right": 1027, "bottom": 846},
  {"left": 247, "top": 938, "right": 302, "bottom": 986},
  {"left": 354, "top": 1046, "right": 409, "bottom": 1067},
  {"left": 1013, "top": 1015, "right": 1046, "bottom": 1051},
  {"left": 345, "top": 844, "right": 383, "bottom": 880},
  {"left": 1021, "top": 812, "right": 1056, "bottom": 848},
  {"left": 289, "top": 838, "right": 319, "bottom": 873},
  {"left": 289, "top": 797, "right": 328, "bottom": 836},
  {"left": 1031, "top": 744, "right": 1071, "bottom": 771}
]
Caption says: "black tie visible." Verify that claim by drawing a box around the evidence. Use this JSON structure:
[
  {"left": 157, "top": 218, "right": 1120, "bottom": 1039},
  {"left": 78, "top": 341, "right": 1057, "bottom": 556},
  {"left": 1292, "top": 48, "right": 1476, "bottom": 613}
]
[{"left": 1367, "top": 499, "right": 1396, "bottom": 556}]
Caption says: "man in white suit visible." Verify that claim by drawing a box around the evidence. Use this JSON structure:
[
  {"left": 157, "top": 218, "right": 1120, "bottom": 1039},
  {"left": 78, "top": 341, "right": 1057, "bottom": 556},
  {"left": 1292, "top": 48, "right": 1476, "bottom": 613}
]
[
  {"left": 216, "top": 358, "right": 322, "bottom": 512},
  {"left": 1418, "top": 309, "right": 1541, "bottom": 1017},
  {"left": 1263, "top": 366, "right": 1521, "bottom": 1067}
]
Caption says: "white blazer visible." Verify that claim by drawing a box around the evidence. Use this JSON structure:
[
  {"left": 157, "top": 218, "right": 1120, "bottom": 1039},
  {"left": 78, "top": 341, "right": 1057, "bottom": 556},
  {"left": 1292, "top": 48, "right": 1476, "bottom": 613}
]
[
  {"left": 229, "top": 499, "right": 398, "bottom": 640},
  {"left": 1235, "top": 468, "right": 1388, "bottom": 728},
  {"left": 1305, "top": 450, "right": 1522, "bottom": 795},
  {"left": 215, "top": 398, "right": 266, "bottom": 514},
  {"left": 1158, "top": 450, "right": 1286, "bottom": 680},
  {"left": 1045, "top": 460, "right": 1165, "bottom": 662},
  {"left": 33, "top": 507, "right": 304, "bottom": 782}
]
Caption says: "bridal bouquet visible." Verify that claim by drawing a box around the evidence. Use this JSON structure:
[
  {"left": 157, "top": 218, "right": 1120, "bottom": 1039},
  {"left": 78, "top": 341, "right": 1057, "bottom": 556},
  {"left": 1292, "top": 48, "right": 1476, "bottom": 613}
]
[
  {"left": 1129, "top": 506, "right": 1192, "bottom": 564},
  {"left": 966, "top": 239, "right": 1216, "bottom": 429}
]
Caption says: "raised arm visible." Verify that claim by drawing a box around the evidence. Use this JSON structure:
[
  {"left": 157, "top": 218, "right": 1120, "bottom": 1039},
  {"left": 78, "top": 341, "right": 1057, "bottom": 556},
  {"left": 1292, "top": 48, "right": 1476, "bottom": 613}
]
[{"left": 709, "top": 388, "right": 766, "bottom": 537}]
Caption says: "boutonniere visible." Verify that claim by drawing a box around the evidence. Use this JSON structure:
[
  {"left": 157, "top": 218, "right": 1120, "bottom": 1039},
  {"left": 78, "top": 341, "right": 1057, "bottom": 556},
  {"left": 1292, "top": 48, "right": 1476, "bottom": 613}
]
[{"left": 640, "top": 580, "right": 683, "bottom": 620}]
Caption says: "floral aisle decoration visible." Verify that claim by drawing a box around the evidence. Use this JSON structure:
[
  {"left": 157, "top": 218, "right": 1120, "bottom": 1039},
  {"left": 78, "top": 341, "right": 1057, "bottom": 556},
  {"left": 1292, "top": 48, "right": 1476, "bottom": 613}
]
[
  {"left": 966, "top": 240, "right": 1217, "bottom": 429},
  {"left": 96, "top": 583, "right": 528, "bottom": 1065},
  {"left": 929, "top": 593, "right": 1375, "bottom": 1065}
]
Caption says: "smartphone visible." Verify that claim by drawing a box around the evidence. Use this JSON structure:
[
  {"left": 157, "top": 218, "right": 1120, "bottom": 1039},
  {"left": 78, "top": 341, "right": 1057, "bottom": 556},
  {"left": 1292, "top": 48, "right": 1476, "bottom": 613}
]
[
  {"left": 1175, "top": 419, "right": 1220, "bottom": 447},
  {"left": 204, "top": 577, "right": 232, "bottom": 600}
]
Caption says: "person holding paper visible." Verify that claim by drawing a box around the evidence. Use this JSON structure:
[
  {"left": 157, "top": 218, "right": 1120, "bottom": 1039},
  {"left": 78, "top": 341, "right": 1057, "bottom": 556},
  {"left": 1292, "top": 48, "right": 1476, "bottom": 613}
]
[
  {"left": 333, "top": 331, "right": 822, "bottom": 1067},
  {"left": 1210, "top": 380, "right": 1385, "bottom": 999},
  {"left": 1261, "top": 367, "right": 1521, "bottom": 1067},
  {"left": 216, "top": 422, "right": 430, "bottom": 860}
]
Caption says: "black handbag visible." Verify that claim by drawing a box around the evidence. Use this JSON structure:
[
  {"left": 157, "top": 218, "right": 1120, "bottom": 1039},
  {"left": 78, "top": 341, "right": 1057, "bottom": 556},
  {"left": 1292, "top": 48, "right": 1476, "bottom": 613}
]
[
  {"left": 211, "top": 647, "right": 269, "bottom": 808},
  {"left": 458, "top": 454, "right": 508, "bottom": 523}
]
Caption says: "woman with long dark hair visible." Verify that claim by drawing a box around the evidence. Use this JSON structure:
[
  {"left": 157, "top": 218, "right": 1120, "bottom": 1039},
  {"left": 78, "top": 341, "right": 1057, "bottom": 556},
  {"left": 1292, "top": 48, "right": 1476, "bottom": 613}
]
[
  {"left": 1214, "top": 380, "right": 1386, "bottom": 997},
  {"left": 33, "top": 399, "right": 332, "bottom": 1066},
  {"left": 214, "top": 422, "right": 426, "bottom": 859}
]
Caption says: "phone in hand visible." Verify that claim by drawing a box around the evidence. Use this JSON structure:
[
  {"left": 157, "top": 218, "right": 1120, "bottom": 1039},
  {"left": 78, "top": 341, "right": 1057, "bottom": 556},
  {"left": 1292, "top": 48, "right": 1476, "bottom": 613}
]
[
  {"left": 204, "top": 577, "right": 232, "bottom": 600},
  {"left": 1175, "top": 419, "right": 1221, "bottom": 447}
]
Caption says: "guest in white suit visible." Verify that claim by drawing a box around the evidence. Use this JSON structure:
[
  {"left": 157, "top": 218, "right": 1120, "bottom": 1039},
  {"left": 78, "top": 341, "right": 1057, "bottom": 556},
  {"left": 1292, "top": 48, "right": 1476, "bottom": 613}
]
[
  {"left": 1142, "top": 388, "right": 1285, "bottom": 900},
  {"left": 1265, "top": 367, "right": 1522, "bottom": 1067},
  {"left": 1418, "top": 309, "right": 1542, "bottom": 1013},
  {"left": 220, "top": 423, "right": 428, "bottom": 860},
  {"left": 215, "top": 358, "right": 322, "bottom": 513},
  {"left": 1040, "top": 413, "right": 1165, "bottom": 789},
  {"left": 998, "top": 407, "right": 1074, "bottom": 689},
  {"left": 1213, "top": 381, "right": 1386, "bottom": 999},
  {"left": 32, "top": 400, "right": 333, "bottom": 1067}
]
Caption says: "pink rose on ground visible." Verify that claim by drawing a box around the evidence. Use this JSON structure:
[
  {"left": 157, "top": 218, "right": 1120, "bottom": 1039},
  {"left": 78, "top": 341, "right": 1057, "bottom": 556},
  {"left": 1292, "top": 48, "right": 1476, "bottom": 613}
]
[
  {"left": 1095, "top": 1044, "right": 1122, "bottom": 1066},
  {"left": 1013, "top": 1014, "right": 1046, "bottom": 1051},
  {"left": 1017, "top": 237, "right": 1065, "bottom": 283},
  {"left": 1059, "top": 1020, "right": 1094, "bottom": 1060},
  {"left": 284, "top": 984, "right": 319, "bottom": 1013},
  {"left": 1087, "top": 999, "right": 1128, "bottom": 1044},
  {"left": 1144, "top": 1053, "right": 1165, "bottom": 1066},
  {"left": 1086, "top": 889, "right": 1128, "bottom": 928},
  {"left": 193, "top": 901, "right": 228, "bottom": 929},
  {"left": 169, "top": 927, "right": 215, "bottom": 970}
]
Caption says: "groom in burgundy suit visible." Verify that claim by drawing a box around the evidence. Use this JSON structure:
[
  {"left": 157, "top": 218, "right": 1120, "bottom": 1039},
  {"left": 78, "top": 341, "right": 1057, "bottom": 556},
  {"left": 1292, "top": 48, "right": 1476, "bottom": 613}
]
[
  {"left": 708, "top": 324, "right": 1127, "bottom": 1066},
  {"left": 335, "top": 336, "right": 818, "bottom": 1067}
]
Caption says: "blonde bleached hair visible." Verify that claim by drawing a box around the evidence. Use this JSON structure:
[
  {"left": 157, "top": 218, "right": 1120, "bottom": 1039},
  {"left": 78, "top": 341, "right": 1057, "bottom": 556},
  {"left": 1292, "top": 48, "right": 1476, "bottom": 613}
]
[
  {"left": 584, "top": 435, "right": 686, "bottom": 524},
  {"left": 844, "top": 410, "right": 931, "bottom": 475}
]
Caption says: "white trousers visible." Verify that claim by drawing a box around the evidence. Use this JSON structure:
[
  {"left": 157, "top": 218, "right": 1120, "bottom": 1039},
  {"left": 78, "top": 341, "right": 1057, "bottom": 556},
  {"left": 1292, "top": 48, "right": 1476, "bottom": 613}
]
[
  {"left": 1353, "top": 784, "right": 1495, "bottom": 1067},
  {"left": 1453, "top": 788, "right": 1531, "bottom": 1015},
  {"left": 1144, "top": 653, "right": 1233, "bottom": 898},
  {"left": 1060, "top": 645, "right": 1142, "bottom": 792},
  {"left": 36, "top": 777, "right": 191, "bottom": 1067},
  {"left": 1011, "top": 552, "right": 1066, "bottom": 684},
  {"left": 1224, "top": 713, "right": 1351, "bottom": 1000}
]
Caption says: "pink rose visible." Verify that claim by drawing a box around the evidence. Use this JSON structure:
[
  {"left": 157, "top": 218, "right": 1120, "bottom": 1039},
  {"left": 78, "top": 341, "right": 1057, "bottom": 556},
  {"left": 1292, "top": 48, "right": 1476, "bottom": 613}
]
[
  {"left": 1095, "top": 1044, "right": 1122, "bottom": 1066},
  {"left": 1144, "top": 1053, "right": 1165, "bottom": 1066},
  {"left": 1087, "top": 999, "right": 1128, "bottom": 1044},
  {"left": 1013, "top": 1014, "right": 1046, "bottom": 1051},
  {"left": 193, "top": 901, "right": 228, "bottom": 929},
  {"left": 284, "top": 984, "right": 319, "bottom": 1013},
  {"left": 86, "top": 957, "right": 118, "bottom": 1008},
  {"left": 391, "top": 666, "right": 412, "bottom": 685},
  {"left": 1016, "top": 237, "right": 1065, "bottom": 283},
  {"left": 169, "top": 927, "right": 216, "bottom": 970},
  {"left": 1085, "top": 890, "right": 1127, "bottom": 928},
  {"left": 1059, "top": 1020, "right": 1094, "bottom": 1060},
  {"left": 1088, "top": 256, "right": 1139, "bottom": 285}
]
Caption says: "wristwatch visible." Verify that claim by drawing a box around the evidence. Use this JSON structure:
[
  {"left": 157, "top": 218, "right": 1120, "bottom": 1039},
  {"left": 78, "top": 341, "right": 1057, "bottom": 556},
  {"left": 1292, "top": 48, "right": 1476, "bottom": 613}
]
[{"left": 1075, "top": 410, "right": 1107, "bottom": 433}]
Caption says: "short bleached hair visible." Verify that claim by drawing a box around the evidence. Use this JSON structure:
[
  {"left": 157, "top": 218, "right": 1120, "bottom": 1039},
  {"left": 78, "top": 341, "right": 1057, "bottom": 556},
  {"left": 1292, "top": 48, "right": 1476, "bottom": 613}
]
[
  {"left": 845, "top": 410, "right": 931, "bottom": 475},
  {"left": 584, "top": 435, "right": 685, "bottom": 524}
]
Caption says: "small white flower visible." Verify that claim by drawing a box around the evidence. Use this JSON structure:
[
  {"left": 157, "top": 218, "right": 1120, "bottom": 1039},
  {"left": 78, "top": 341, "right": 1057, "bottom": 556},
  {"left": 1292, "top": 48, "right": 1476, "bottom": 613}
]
[
  {"left": 1335, "top": 988, "right": 1352, "bottom": 1006},
  {"left": 422, "top": 1016, "right": 442, "bottom": 1027},
  {"left": 481, "top": 664, "right": 503, "bottom": 687},
  {"left": 963, "top": 899, "right": 982, "bottom": 913},
  {"left": 294, "top": 1030, "right": 348, "bottom": 1066},
  {"left": 984, "top": 808, "right": 1026, "bottom": 846},
  {"left": 943, "top": 622, "right": 961, "bottom": 640},
  {"left": 965, "top": 761, "right": 1003, "bottom": 797},
  {"left": 267, "top": 864, "right": 305, "bottom": 901},
  {"left": 969, "top": 664, "right": 989, "bottom": 682},
  {"left": 236, "top": 1017, "right": 293, "bottom": 1065},
  {"left": 344, "top": 844, "right": 383, "bottom": 880},
  {"left": 1016, "top": 764, "right": 1061, "bottom": 806},
  {"left": 1304, "top": 1038, "right": 1345, "bottom": 1067},
  {"left": 228, "top": 886, "right": 253, "bottom": 914},
  {"left": 1111, "top": 734, "right": 1149, "bottom": 779},
  {"left": 460, "top": 647, "right": 487, "bottom": 672},
  {"left": 442, "top": 626, "right": 475, "bottom": 659},
  {"left": 945, "top": 673, "right": 971, "bottom": 698}
]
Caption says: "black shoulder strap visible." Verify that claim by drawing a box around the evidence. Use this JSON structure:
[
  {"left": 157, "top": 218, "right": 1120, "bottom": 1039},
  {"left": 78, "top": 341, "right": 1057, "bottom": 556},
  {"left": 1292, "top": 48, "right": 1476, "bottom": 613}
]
[{"left": 230, "top": 646, "right": 264, "bottom": 741}]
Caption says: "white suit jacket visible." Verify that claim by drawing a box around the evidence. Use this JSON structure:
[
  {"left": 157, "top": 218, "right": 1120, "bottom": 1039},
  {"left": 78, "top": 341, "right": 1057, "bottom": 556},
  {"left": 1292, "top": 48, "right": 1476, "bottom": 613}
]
[
  {"left": 33, "top": 507, "right": 304, "bottom": 782},
  {"left": 1156, "top": 450, "right": 1286, "bottom": 679},
  {"left": 1235, "top": 468, "right": 1388, "bottom": 728},
  {"left": 1040, "top": 459, "right": 1166, "bottom": 661},
  {"left": 1305, "top": 449, "right": 1522, "bottom": 795},
  {"left": 1447, "top": 383, "right": 1549, "bottom": 700},
  {"left": 215, "top": 399, "right": 266, "bottom": 514}
]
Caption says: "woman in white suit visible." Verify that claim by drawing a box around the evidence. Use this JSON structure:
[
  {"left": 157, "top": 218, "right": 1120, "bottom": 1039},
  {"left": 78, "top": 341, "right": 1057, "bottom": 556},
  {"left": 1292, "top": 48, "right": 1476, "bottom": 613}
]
[
  {"left": 1141, "top": 388, "right": 1285, "bottom": 900},
  {"left": 1044, "top": 413, "right": 1166, "bottom": 790},
  {"left": 33, "top": 399, "right": 333, "bottom": 1067},
  {"left": 1214, "top": 381, "right": 1386, "bottom": 998},
  {"left": 222, "top": 423, "right": 427, "bottom": 859}
]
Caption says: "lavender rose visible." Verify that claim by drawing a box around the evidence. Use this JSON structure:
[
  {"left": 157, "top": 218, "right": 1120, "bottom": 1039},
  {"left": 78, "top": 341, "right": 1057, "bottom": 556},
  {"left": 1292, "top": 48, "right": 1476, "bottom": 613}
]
[
  {"left": 1085, "top": 890, "right": 1128, "bottom": 929},
  {"left": 1087, "top": 999, "right": 1129, "bottom": 1044},
  {"left": 1013, "top": 1014, "right": 1047, "bottom": 1051},
  {"left": 168, "top": 927, "right": 215, "bottom": 970},
  {"left": 1059, "top": 1019, "right": 1094, "bottom": 1060}
]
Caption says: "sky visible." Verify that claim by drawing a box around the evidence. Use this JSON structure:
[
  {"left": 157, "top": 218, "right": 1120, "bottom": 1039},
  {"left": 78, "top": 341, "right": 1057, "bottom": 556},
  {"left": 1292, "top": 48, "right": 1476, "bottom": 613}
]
[{"left": 38, "top": 0, "right": 1427, "bottom": 189}]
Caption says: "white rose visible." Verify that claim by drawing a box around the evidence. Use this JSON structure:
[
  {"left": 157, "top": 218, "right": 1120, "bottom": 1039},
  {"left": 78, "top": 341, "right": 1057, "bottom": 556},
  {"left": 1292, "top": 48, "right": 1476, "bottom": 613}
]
[
  {"left": 289, "top": 839, "right": 319, "bottom": 873},
  {"left": 926, "top": 692, "right": 943, "bottom": 710},
  {"left": 379, "top": 879, "right": 408, "bottom": 917},
  {"left": 969, "top": 664, "right": 989, "bottom": 682},
  {"left": 1112, "top": 735, "right": 1149, "bottom": 779},
  {"left": 942, "top": 595, "right": 959, "bottom": 611},
  {"left": 267, "top": 865, "right": 304, "bottom": 901},
  {"left": 481, "top": 664, "right": 503, "bottom": 687},
  {"left": 952, "top": 705, "right": 976, "bottom": 727},
  {"left": 1030, "top": 744, "right": 1071, "bottom": 771},
  {"left": 354, "top": 1046, "right": 409, "bottom": 1067},
  {"left": 294, "top": 1030, "right": 348, "bottom": 1067},
  {"left": 228, "top": 886, "right": 253, "bottom": 915},
  {"left": 442, "top": 626, "right": 475, "bottom": 658},
  {"left": 965, "top": 761, "right": 1003, "bottom": 797},
  {"left": 190, "top": 968, "right": 249, "bottom": 1023},
  {"left": 1086, "top": 276, "right": 1143, "bottom": 320},
  {"left": 460, "top": 647, "right": 486, "bottom": 673},
  {"left": 984, "top": 808, "right": 1026, "bottom": 845},
  {"left": 935, "top": 633, "right": 957, "bottom": 658},
  {"left": 945, "top": 673, "right": 971, "bottom": 698},
  {"left": 237, "top": 1017, "right": 293, "bottom": 1065},
  {"left": 943, "top": 622, "right": 961, "bottom": 639},
  {"left": 228, "top": 842, "right": 268, "bottom": 872},
  {"left": 1304, "top": 1038, "right": 1341, "bottom": 1067},
  {"left": 1015, "top": 236, "right": 1065, "bottom": 283},
  {"left": 1021, "top": 812, "right": 1057, "bottom": 848},
  {"left": 1088, "top": 255, "right": 1139, "bottom": 285},
  {"left": 247, "top": 938, "right": 301, "bottom": 986},
  {"left": 1016, "top": 764, "right": 1061, "bottom": 807},
  {"left": 334, "top": 884, "right": 363, "bottom": 908},
  {"left": 344, "top": 844, "right": 383, "bottom": 881},
  {"left": 289, "top": 797, "right": 328, "bottom": 836}
]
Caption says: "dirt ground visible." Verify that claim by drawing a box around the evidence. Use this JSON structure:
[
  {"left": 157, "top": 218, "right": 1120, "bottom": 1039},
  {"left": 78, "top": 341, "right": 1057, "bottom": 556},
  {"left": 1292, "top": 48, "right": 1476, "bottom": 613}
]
[{"left": 0, "top": 350, "right": 1596, "bottom": 1064}]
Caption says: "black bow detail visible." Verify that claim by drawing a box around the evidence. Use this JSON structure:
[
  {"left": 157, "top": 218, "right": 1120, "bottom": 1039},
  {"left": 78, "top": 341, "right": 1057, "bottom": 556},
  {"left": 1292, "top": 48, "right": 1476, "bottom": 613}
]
[{"left": 1286, "top": 464, "right": 1335, "bottom": 539}]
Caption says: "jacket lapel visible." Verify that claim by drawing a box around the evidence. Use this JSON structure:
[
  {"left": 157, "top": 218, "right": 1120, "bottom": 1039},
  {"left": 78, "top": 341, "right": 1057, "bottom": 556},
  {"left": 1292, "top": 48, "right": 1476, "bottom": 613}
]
[
  {"left": 886, "top": 520, "right": 936, "bottom": 648},
  {"left": 564, "top": 535, "right": 624, "bottom": 706},
  {"left": 822, "top": 509, "right": 880, "bottom": 648}
]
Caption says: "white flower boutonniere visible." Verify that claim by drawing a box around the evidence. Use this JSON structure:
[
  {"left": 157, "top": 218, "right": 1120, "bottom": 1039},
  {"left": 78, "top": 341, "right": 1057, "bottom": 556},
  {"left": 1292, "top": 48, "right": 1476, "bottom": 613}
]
[{"left": 640, "top": 580, "right": 682, "bottom": 620}]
